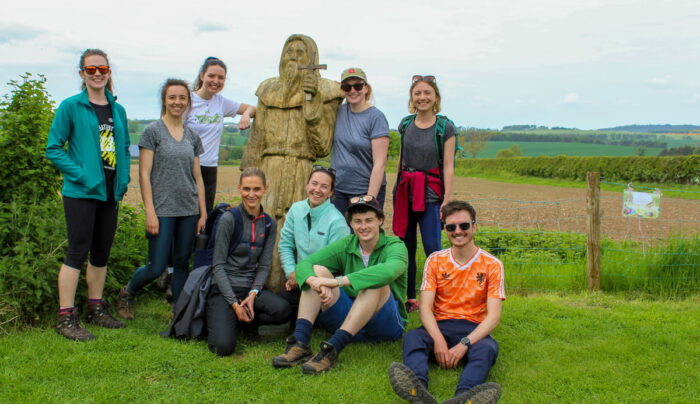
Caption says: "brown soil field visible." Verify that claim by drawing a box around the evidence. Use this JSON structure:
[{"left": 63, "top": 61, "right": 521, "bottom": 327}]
[{"left": 125, "top": 165, "right": 700, "bottom": 241}]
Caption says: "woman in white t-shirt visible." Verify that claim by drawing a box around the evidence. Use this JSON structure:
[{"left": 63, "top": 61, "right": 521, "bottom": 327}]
[{"left": 187, "top": 57, "right": 256, "bottom": 213}]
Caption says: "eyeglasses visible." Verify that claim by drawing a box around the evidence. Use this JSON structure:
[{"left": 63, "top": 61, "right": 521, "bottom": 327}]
[
  {"left": 444, "top": 221, "right": 475, "bottom": 232},
  {"left": 312, "top": 165, "right": 336, "bottom": 176},
  {"left": 83, "top": 65, "right": 110, "bottom": 75},
  {"left": 341, "top": 82, "right": 365, "bottom": 92},
  {"left": 412, "top": 75, "right": 436, "bottom": 83},
  {"left": 349, "top": 195, "right": 375, "bottom": 204}
]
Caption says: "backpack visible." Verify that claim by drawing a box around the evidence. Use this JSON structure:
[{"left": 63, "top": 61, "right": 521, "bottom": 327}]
[
  {"left": 397, "top": 114, "right": 460, "bottom": 169},
  {"left": 193, "top": 203, "right": 273, "bottom": 268}
]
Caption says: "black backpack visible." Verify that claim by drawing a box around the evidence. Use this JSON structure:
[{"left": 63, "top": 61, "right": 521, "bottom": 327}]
[{"left": 193, "top": 203, "right": 273, "bottom": 268}]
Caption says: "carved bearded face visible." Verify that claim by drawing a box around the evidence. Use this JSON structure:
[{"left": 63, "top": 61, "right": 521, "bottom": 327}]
[{"left": 280, "top": 40, "right": 309, "bottom": 82}]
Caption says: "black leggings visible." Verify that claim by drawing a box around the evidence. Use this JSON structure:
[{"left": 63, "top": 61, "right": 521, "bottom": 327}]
[
  {"left": 200, "top": 165, "right": 217, "bottom": 214},
  {"left": 62, "top": 196, "right": 119, "bottom": 269}
]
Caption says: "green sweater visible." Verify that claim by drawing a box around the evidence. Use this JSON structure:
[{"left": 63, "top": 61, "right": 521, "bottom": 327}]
[{"left": 295, "top": 230, "right": 409, "bottom": 325}]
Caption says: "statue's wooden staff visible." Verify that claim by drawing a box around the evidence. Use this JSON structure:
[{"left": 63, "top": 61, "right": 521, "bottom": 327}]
[{"left": 297, "top": 50, "right": 327, "bottom": 101}]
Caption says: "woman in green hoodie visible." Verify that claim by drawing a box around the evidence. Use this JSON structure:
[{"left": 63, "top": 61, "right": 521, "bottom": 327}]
[{"left": 46, "top": 49, "right": 131, "bottom": 342}]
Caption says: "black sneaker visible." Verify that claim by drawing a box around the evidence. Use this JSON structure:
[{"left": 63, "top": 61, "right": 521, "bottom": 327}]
[
  {"left": 301, "top": 341, "right": 338, "bottom": 374},
  {"left": 86, "top": 301, "right": 125, "bottom": 329},
  {"left": 388, "top": 362, "right": 437, "bottom": 404},
  {"left": 56, "top": 310, "right": 95, "bottom": 342},
  {"left": 440, "top": 383, "right": 502, "bottom": 404},
  {"left": 272, "top": 336, "right": 313, "bottom": 368}
]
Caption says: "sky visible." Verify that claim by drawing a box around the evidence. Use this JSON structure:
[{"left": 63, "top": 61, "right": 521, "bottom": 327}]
[{"left": 1, "top": 0, "right": 698, "bottom": 130}]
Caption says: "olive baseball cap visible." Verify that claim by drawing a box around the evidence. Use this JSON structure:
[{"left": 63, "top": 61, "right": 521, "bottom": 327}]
[{"left": 341, "top": 67, "right": 367, "bottom": 83}]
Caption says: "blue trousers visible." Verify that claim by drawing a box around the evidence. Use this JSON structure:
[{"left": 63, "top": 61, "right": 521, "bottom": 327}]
[
  {"left": 332, "top": 185, "right": 386, "bottom": 217},
  {"left": 128, "top": 215, "right": 198, "bottom": 302},
  {"left": 401, "top": 202, "right": 442, "bottom": 300},
  {"left": 403, "top": 319, "right": 499, "bottom": 394}
]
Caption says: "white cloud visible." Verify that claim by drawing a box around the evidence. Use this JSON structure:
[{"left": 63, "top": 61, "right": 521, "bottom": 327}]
[
  {"left": 563, "top": 93, "right": 580, "bottom": 104},
  {"left": 648, "top": 75, "right": 672, "bottom": 85}
]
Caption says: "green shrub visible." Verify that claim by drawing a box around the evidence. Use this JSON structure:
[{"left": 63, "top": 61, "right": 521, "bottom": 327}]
[
  {"left": 0, "top": 199, "right": 146, "bottom": 328},
  {"left": 455, "top": 155, "right": 700, "bottom": 184}
]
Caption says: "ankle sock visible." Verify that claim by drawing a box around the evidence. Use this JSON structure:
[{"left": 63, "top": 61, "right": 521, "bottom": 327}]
[
  {"left": 292, "top": 319, "right": 313, "bottom": 345},
  {"left": 327, "top": 329, "right": 353, "bottom": 354},
  {"left": 58, "top": 307, "right": 75, "bottom": 316},
  {"left": 87, "top": 298, "right": 104, "bottom": 306}
]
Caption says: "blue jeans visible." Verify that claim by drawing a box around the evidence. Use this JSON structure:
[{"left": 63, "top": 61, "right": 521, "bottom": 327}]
[
  {"left": 316, "top": 288, "right": 404, "bottom": 342},
  {"left": 403, "top": 319, "right": 499, "bottom": 394},
  {"left": 128, "top": 215, "right": 198, "bottom": 302},
  {"left": 401, "top": 202, "right": 442, "bottom": 300}
]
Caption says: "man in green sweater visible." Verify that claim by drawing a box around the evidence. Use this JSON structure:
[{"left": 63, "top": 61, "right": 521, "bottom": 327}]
[{"left": 272, "top": 195, "right": 408, "bottom": 374}]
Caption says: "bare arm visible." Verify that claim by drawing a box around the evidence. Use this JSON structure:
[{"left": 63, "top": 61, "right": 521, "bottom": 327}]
[
  {"left": 367, "top": 136, "right": 390, "bottom": 198},
  {"left": 237, "top": 103, "right": 256, "bottom": 130},
  {"left": 139, "top": 148, "right": 158, "bottom": 235},
  {"left": 440, "top": 136, "right": 456, "bottom": 217},
  {"left": 193, "top": 156, "right": 207, "bottom": 234},
  {"left": 418, "top": 290, "right": 451, "bottom": 368}
]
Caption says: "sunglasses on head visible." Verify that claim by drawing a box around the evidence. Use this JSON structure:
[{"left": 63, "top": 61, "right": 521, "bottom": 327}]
[
  {"left": 312, "top": 165, "right": 336, "bottom": 176},
  {"left": 444, "top": 221, "right": 475, "bottom": 232},
  {"left": 412, "top": 75, "right": 436, "bottom": 84},
  {"left": 341, "top": 82, "right": 365, "bottom": 92},
  {"left": 349, "top": 195, "right": 375, "bottom": 204},
  {"left": 83, "top": 65, "right": 110, "bottom": 75}
]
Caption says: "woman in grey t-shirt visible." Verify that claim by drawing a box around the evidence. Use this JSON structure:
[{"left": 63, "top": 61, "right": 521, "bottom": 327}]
[
  {"left": 117, "top": 79, "right": 207, "bottom": 319},
  {"left": 329, "top": 67, "right": 390, "bottom": 215}
]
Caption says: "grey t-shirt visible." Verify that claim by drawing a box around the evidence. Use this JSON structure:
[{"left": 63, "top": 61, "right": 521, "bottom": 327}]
[
  {"left": 400, "top": 119, "right": 456, "bottom": 202},
  {"left": 330, "top": 103, "right": 390, "bottom": 195},
  {"left": 139, "top": 120, "right": 203, "bottom": 217},
  {"left": 211, "top": 206, "right": 277, "bottom": 304}
]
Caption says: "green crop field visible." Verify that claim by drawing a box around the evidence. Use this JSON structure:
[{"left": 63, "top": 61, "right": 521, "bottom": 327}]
[{"left": 472, "top": 141, "right": 665, "bottom": 158}]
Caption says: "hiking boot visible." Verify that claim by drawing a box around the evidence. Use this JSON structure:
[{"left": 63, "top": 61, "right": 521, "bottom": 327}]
[
  {"left": 156, "top": 268, "right": 170, "bottom": 290},
  {"left": 272, "top": 336, "right": 313, "bottom": 368},
  {"left": 116, "top": 286, "right": 136, "bottom": 319},
  {"left": 301, "top": 341, "right": 338, "bottom": 375},
  {"left": 86, "top": 301, "right": 125, "bottom": 329},
  {"left": 440, "top": 383, "right": 502, "bottom": 404},
  {"left": 388, "top": 362, "right": 437, "bottom": 404},
  {"left": 56, "top": 310, "right": 95, "bottom": 342}
]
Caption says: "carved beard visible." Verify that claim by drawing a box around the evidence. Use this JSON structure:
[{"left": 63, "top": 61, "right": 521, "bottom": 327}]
[{"left": 281, "top": 60, "right": 303, "bottom": 99}]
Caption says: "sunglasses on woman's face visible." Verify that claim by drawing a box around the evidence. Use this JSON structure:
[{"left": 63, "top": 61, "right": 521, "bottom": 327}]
[
  {"left": 444, "top": 221, "right": 475, "bottom": 232},
  {"left": 412, "top": 75, "right": 436, "bottom": 83},
  {"left": 83, "top": 65, "right": 110, "bottom": 75},
  {"left": 341, "top": 82, "right": 365, "bottom": 92}
]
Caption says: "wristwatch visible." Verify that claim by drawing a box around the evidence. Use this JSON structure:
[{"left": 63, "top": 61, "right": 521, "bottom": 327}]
[{"left": 460, "top": 336, "right": 472, "bottom": 349}]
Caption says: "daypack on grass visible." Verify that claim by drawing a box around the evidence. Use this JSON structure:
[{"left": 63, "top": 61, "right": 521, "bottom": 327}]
[{"left": 193, "top": 203, "right": 272, "bottom": 268}]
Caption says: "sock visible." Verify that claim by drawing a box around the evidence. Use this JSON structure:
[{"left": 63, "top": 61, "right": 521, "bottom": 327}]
[
  {"left": 58, "top": 307, "right": 75, "bottom": 315},
  {"left": 167, "top": 266, "right": 174, "bottom": 274},
  {"left": 87, "top": 298, "right": 104, "bottom": 306},
  {"left": 327, "top": 329, "right": 353, "bottom": 354},
  {"left": 292, "top": 319, "right": 313, "bottom": 345}
]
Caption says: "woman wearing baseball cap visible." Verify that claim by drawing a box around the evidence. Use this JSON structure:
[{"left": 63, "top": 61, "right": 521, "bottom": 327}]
[{"left": 329, "top": 68, "right": 390, "bottom": 216}]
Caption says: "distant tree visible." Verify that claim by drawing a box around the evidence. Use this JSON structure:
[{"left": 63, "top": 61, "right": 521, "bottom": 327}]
[
  {"left": 461, "top": 127, "right": 496, "bottom": 158},
  {"left": 496, "top": 144, "right": 523, "bottom": 158},
  {"left": 635, "top": 146, "right": 647, "bottom": 156},
  {"left": 0, "top": 73, "right": 60, "bottom": 202}
]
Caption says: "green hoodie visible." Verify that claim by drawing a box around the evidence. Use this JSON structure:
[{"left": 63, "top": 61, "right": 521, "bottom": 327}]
[
  {"left": 46, "top": 90, "right": 130, "bottom": 201},
  {"left": 295, "top": 230, "right": 409, "bottom": 325}
]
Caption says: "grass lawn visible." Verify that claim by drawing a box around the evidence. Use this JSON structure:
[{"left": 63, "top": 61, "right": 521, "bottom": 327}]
[
  {"left": 1, "top": 293, "right": 698, "bottom": 403},
  {"left": 474, "top": 142, "right": 665, "bottom": 158}
]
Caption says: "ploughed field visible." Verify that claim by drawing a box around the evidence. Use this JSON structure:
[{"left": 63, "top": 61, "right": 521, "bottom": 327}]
[{"left": 125, "top": 165, "right": 699, "bottom": 241}]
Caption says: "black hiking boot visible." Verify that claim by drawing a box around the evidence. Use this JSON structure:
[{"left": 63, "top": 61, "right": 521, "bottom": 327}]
[
  {"left": 388, "top": 362, "right": 437, "bottom": 404},
  {"left": 56, "top": 309, "right": 95, "bottom": 342},
  {"left": 86, "top": 301, "right": 125, "bottom": 329},
  {"left": 440, "top": 383, "right": 501, "bottom": 404},
  {"left": 116, "top": 286, "right": 136, "bottom": 319}
]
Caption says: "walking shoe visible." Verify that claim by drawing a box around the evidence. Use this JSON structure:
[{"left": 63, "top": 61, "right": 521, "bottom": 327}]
[
  {"left": 406, "top": 299, "right": 420, "bottom": 313},
  {"left": 272, "top": 336, "right": 313, "bottom": 368},
  {"left": 440, "top": 383, "right": 502, "bottom": 404},
  {"left": 388, "top": 362, "right": 437, "bottom": 404},
  {"left": 156, "top": 268, "right": 170, "bottom": 290},
  {"left": 56, "top": 310, "right": 95, "bottom": 342},
  {"left": 116, "top": 286, "right": 136, "bottom": 319},
  {"left": 301, "top": 341, "right": 338, "bottom": 374},
  {"left": 86, "top": 301, "right": 125, "bottom": 329}
]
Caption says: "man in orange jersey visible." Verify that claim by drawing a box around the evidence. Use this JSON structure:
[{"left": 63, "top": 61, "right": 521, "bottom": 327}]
[{"left": 389, "top": 201, "right": 504, "bottom": 404}]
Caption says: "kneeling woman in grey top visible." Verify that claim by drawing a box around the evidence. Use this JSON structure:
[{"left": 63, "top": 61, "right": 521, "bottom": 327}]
[
  {"left": 117, "top": 79, "right": 207, "bottom": 320},
  {"left": 207, "top": 167, "right": 292, "bottom": 356}
]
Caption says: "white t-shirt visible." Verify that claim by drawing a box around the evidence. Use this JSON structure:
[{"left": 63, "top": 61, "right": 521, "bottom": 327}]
[{"left": 186, "top": 92, "right": 241, "bottom": 167}]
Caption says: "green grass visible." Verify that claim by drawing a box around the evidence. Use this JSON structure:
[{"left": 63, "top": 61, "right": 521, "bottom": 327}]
[
  {"left": 1, "top": 294, "right": 698, "bottom": 403},
  {"left": 472, "top": 142, "right": 665, "bottom": 158},
  {"left": 451, "top": 170, "right": 700, "bottom": 200}
]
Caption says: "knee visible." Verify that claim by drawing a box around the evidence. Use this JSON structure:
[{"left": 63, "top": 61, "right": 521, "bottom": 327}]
[
  {"left": 403, "top": 328, "right": 430, "bottom": 349},
  {"left": 312, "top": 265, "right": 333, "bottom": 278},
  {"left": 472, "top": 338, "right": 499, "bottom": 360},
  {"left": 208, "top": 338, "right": 236, "bottom": 357}
]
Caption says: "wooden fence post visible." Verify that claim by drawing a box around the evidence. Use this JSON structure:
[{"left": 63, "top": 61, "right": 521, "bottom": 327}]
[{"left": 586, "top": 172, "right": 601, "bottom": 291}]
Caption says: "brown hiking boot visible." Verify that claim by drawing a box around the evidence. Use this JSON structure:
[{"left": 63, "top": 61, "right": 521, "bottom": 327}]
[
  {"left": 301, "top": 341, "right": 338, "bottom": 374},
  {"left": 86, "top": 301, "right": 125, "bottom": 329},
  {"left": 116, "top": 286, "right": 136, "bottom": 319},
  {"left": 56, "top": 310, "right": 95, "bottom": 342},
  {"left": 272, "top": 336, "right": 313, "bottom": 368}
]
